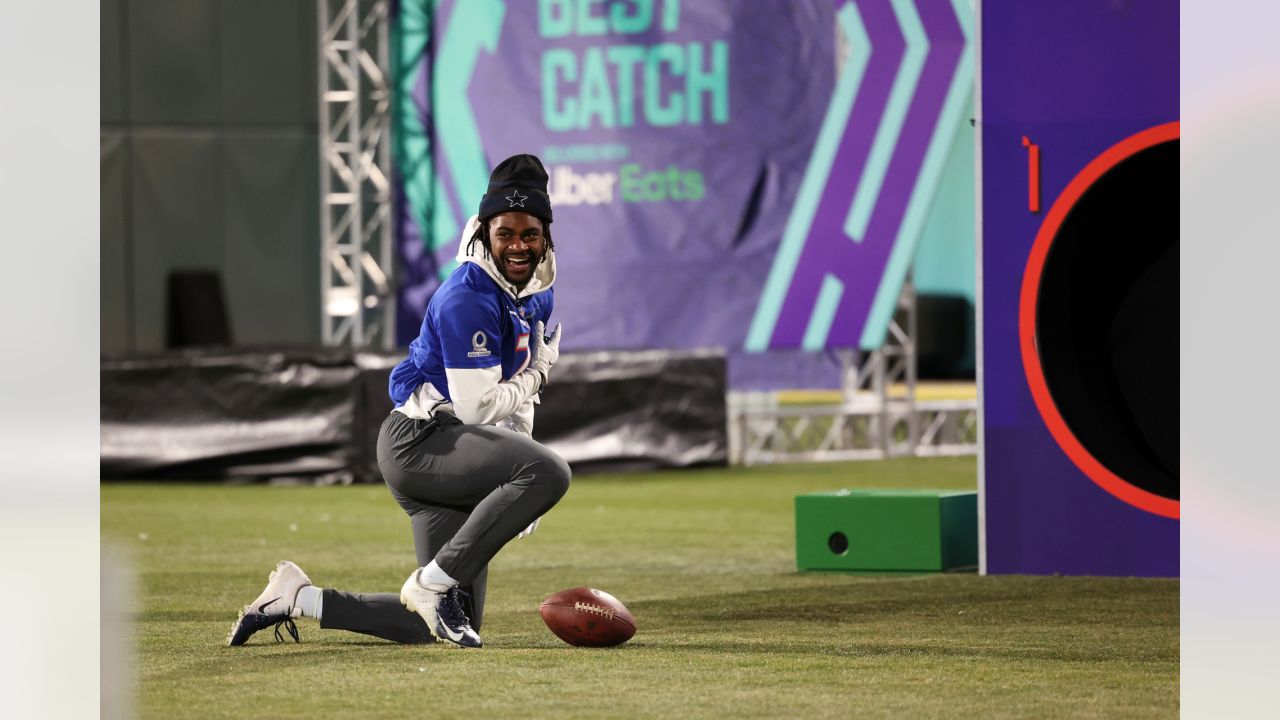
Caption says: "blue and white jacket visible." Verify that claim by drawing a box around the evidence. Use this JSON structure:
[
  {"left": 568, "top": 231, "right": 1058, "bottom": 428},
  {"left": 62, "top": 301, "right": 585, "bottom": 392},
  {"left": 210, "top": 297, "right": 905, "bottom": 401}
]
[{"left": 387, "top": 215, "right": 556, "bottom": 436}]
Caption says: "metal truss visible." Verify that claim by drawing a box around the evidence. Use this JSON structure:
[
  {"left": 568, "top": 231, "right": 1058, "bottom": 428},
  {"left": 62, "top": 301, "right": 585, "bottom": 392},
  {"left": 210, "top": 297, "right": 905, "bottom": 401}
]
[
  {"left": 913, "top": 399, "right": 979, "bottom": 457},
  {"left": 319, "top": 0, "right": 395, "bottom": 348},
  {"left": 729, "top": 279, "right": 978, "bottom": 465}
]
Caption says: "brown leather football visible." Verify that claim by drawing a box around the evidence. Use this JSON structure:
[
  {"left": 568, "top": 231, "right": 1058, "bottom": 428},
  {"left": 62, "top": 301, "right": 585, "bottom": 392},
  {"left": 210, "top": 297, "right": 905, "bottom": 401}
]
[{"left": 539, "top": 587, "right": 636, "bottom": 647}]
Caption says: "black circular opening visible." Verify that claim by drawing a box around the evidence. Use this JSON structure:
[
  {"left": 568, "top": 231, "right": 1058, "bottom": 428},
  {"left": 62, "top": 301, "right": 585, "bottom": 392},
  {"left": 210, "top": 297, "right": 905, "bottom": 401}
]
[
  {"left": 828, "top": 532, "right": 849, "bottom": 555},
  {"left": 1036, "top": 138, "right": 1178, "bottom": 501}
]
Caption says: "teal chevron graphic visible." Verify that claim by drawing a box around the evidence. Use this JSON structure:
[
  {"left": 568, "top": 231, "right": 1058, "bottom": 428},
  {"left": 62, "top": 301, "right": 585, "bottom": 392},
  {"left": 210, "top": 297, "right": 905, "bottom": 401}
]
[
  {"left": 432, "top": 0, "right": 506, "bottom": 276},
  {"left": 804, "top": 274, "right": 846, "bottom": 349},
  {"left": 802, "top": 0, "right": 927, "bottom": 350},
  {"left": 844, "top": 0, "right": 926, "bottom": 245},
  {"left": 391, "top": 0, "right": 432, "bottom": 254},
  {"left": 747, "top": 0, "right": 974, "bottom": 352},
  {"left": 859, "top": 0, "right": 973, "bottom": 348},
  {"left": 745, "top": 1, "right": 870, "bottom": 352}
]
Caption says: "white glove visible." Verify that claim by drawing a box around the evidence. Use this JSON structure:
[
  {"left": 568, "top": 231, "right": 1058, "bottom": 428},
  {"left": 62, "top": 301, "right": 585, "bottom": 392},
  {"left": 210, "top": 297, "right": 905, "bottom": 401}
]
[
  {"left": 516, "top": 516, "right": 540, "bottom": 539},
  {"left": 530, "top": 321, "right": 562, "bottom": 387}
]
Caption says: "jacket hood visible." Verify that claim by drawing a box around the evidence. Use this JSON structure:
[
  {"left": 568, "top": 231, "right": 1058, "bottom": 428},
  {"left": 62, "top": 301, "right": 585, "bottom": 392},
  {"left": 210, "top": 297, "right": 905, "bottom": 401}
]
[{"left": 455, "top": 214, "right": 557, "bottom": 299}]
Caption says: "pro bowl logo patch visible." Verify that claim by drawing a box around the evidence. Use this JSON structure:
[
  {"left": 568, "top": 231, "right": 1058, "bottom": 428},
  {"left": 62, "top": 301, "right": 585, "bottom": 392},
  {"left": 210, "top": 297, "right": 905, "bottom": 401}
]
[{"left": 467, "top": 330, "right": 491, "bottom": 358}]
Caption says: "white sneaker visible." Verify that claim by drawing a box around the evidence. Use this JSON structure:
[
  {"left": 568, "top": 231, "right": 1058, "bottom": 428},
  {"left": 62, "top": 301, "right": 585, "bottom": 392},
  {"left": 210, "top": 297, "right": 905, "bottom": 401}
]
[
  {"left": 227, "top": 561, "right": 312, "bottom": 646},
  {"left": 400, "top": 568, "right": 482, "bottom": 648}
]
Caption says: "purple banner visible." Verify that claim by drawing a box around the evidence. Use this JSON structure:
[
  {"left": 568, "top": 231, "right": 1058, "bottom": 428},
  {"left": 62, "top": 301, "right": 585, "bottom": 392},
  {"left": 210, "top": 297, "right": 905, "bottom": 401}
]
[{"left": 394, "top": 0, "right": 972, "bottom": 356}]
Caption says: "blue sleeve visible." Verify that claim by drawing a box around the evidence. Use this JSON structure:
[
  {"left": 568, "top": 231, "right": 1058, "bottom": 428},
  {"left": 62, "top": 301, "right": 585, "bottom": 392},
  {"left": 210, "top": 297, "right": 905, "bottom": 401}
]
[
  {"left": 407, "top": 313, "right": 432, "bottom": 369},
  {"left": 387, "top": 312, "right": 433, "bottom": 404},
  {"left": 435, "top": 288, "right": 502, "bottom": 370}
]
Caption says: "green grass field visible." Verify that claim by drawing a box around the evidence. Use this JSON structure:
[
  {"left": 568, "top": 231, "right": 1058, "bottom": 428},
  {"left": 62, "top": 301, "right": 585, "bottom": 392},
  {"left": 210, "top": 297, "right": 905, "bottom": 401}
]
[{"left": 101, "top": 458, "right": 1178, "bottom": 719}]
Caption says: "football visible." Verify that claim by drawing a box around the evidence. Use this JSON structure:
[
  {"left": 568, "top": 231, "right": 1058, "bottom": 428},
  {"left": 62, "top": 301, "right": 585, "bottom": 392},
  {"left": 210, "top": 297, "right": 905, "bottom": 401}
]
[{"left": 539, "top": 587, "right": 637, "bottom": 647}]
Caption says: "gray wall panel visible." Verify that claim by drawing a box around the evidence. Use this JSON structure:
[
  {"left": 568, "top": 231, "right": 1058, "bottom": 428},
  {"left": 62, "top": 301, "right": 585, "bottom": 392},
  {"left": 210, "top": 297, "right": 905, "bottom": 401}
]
[
  {"left": 102, "top": 0, "right": 125, "bottom": 123},
  {"left": 128, "top": 0, "right": 219, "bottom": 124},
  {"left": 222, "top": 132, "right": 321, "bottom": 344},
  {"left": 106, "top": 0, "right": 321, "bottom": 352},
  {"left": 130, "top": 132, "right": 224, "bottom": 350},
  {"left": 101, "top": 132, "right": 130, "bottom": 353},
  {"left": 218, "top": 0, "right": 318, "bottom": 125}
]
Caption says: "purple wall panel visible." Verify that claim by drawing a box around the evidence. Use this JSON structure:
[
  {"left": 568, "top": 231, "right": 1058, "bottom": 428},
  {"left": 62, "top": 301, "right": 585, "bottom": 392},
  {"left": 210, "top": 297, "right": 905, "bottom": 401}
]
[{"left": 980, "top": 0, "right": 1178, "bottom": 576}]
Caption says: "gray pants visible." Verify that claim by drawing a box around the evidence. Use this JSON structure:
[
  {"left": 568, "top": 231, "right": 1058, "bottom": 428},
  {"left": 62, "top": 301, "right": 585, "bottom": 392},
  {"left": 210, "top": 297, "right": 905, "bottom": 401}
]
[{"left": 319, "top": 410, "right": 572, "bottom": 643}]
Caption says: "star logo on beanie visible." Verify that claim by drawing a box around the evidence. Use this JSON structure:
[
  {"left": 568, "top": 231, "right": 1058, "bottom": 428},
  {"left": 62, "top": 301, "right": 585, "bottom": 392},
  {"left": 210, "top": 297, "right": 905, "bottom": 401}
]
[{"left": 505, "top": 190, "right": 528, "bottom": 208}]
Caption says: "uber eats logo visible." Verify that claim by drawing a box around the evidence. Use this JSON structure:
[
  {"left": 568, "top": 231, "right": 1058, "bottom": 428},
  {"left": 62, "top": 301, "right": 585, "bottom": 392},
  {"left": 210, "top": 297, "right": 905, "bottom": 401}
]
[
  {"left": 548, "top": 163, "right": 705, "bottom": 206},
  {"left": 538, "top": 0, "right": 722, "bottom": 207}
]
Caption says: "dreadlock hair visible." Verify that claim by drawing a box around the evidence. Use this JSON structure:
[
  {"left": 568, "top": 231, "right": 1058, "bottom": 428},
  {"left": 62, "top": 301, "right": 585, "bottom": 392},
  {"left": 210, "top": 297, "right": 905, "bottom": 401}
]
[{"left": 466, "top": 217, "right": 555, "bottom": 261}]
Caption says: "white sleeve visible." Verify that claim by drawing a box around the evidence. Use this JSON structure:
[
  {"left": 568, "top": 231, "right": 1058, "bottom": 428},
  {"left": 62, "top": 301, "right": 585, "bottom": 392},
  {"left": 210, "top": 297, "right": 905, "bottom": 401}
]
[
  {"left": 446, "top": 365, "right": 542, "bottom": 426},
  {"left": 498, "top": 396, "right": 537, "bottom": 437}
]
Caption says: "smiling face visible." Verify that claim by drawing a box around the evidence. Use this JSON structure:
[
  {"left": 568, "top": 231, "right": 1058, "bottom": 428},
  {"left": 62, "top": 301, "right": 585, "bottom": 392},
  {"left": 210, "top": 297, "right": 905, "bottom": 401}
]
[{"left": 487, "top": 212, "right": 547, "bottom": 289}]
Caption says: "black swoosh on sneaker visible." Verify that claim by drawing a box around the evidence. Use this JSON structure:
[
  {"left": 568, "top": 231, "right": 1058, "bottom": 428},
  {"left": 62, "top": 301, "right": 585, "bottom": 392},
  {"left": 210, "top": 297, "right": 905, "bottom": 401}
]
[
  {"left": 228, "top": 607, "right": 299, "bottom": 646},
  {"left": 257, "top": 596, "right": 284, "bottom": 614}
]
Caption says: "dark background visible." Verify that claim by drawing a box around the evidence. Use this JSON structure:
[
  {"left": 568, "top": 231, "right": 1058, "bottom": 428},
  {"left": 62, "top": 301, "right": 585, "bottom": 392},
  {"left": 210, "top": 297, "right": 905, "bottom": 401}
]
[{"left": 101, "top": 0, "right": 320, "bottom": 353}]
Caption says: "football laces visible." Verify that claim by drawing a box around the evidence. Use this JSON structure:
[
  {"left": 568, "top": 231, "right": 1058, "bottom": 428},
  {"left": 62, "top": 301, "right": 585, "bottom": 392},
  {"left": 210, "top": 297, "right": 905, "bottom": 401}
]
[{"left": 573, "top": 601, "right": 615, "bottom": 620}]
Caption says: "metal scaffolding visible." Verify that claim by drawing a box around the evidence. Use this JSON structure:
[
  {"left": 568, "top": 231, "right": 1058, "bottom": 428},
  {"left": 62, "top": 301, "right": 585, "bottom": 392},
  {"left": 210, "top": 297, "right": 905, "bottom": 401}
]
[
  {"left": 319, "top": 0, "right": 395, "bottom": 348},
  {"left": 729, "top": 279, "right": 978, "bottom": 465}
]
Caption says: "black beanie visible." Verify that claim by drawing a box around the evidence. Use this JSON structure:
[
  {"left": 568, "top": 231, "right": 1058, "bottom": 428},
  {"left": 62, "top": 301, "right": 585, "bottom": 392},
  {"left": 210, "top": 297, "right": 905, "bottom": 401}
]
[{"left": 477, "top": 154, "right": 553, "bottom": 224}]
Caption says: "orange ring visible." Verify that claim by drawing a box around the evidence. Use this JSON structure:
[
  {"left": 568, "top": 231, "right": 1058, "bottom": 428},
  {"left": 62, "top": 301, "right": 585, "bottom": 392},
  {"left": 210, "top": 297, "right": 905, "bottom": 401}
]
[{"left": 1018, "top": 121, "right": 1180, "bottom": 519}]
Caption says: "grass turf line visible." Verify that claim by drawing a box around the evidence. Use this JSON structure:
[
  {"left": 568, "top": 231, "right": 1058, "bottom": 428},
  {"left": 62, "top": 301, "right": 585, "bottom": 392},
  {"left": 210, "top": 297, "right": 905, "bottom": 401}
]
[{"left": 102, "top": 457, "right": 1178, "bottom": 719}]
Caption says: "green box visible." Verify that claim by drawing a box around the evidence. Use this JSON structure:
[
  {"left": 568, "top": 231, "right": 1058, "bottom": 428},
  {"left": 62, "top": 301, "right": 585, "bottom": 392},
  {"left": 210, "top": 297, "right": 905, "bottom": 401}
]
[{"left": 795, "top": 489, "right": 978, "bottom": 572}]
